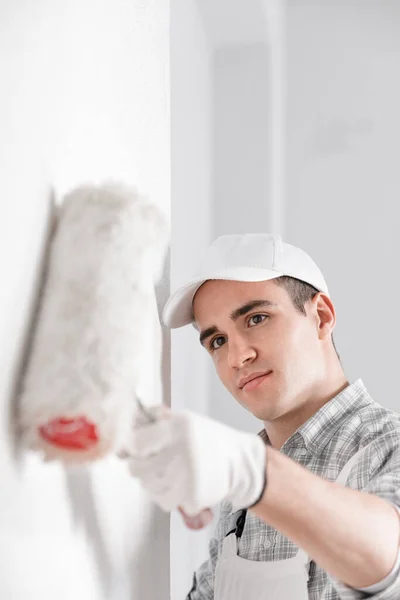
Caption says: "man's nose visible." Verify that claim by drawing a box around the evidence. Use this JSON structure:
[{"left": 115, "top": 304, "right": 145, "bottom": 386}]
[{"left": 227, "top": 337, "right": 257, "bottom": 369}]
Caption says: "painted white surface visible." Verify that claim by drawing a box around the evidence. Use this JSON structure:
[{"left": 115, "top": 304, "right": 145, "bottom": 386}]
[{"left": 0, "top": 1, "right": 170, "bottom": 598}]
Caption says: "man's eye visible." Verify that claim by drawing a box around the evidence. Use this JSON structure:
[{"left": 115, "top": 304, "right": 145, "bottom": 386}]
[
  {"left": 248, "top": 314, "right": 267, "bottom": 327},
  {"left": 210, "top": 336, "right": 226, "bottom": 350}
]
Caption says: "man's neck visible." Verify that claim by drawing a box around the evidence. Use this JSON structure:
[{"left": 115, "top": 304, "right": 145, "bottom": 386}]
[{"left": 264, "top": 373, "right": 349, "bottom": 450}]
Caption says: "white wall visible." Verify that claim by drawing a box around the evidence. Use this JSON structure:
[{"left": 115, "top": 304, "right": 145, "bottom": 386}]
[
  {"left": 0, "top": 1, "right": 170, "bottom": 598},
  {"left": 170, "top": 0, "right": 213, "bottom": 597},
  {"left": 285, "top": 0, "right": 400, "bottom": 410}
]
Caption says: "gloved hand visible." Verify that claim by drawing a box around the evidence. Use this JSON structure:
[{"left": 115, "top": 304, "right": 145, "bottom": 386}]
[{"left": 124, "top": 408, "right": 267, "bottom": 516}]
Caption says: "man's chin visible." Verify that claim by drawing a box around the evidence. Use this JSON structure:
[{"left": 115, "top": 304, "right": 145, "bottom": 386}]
[
  {"left": 245, "top": 391, "right": 290, "bottom": 422},
  {"left": 240, "top": 397, "right": 282, "bottom": 422}
]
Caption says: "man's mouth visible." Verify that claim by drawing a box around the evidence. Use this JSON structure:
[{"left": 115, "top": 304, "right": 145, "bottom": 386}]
[{"left": 238, "top": 371, "right": 272, "bottom": 391}]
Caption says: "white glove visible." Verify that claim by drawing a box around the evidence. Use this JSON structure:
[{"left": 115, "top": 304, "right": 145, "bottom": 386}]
[{"left": 125, "top": 408, "right": 267, "bottom": 516}]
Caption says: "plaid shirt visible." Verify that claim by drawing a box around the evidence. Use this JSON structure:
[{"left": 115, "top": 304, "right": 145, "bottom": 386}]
[{"left": 187, "top": 380, "right": 400, "bottom": 599}]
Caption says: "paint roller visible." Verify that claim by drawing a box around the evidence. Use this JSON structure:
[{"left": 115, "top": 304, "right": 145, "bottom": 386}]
[{"left": 17, "top": 182, "right": 168, "bottom": 463}]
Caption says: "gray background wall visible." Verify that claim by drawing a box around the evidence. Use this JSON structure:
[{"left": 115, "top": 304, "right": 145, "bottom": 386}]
[{"left": 171, "top": 1, "right": 400, "bottom": 596}]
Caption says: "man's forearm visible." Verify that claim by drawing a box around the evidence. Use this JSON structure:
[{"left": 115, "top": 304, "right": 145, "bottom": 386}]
[{"left": 251, "top": 447, "right": 400, "bottom": 588}]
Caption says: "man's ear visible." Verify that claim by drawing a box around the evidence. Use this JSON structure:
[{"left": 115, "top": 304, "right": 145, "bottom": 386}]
[{"left": 311, "top": 293, "right": 336, "bottom": 340}]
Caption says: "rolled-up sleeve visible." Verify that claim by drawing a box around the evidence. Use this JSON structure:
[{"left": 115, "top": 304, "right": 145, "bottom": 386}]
[
  {"left": 330, "top": 431, "right": 400, "bottom": 599},
  {"left": 186, "top": 502, "right": 232, "bottom": 600},
  {"left": 332, "top": 563, "right": 400, "bottom": 600}
]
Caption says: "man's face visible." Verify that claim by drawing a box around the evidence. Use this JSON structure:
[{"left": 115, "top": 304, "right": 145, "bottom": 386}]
[{"left": 193, "top": 279, "right": 326, "bottom": 422}]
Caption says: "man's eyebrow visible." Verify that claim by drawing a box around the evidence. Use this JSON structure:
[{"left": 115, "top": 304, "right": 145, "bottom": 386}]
[
  {"left": 199, "top": 326, "right": 218, "bottom": 347},
  {"left": 199, "top": 300, "right": 276, "bottom": 346},
  {"left": 230, "top": 300, "right": 276, "bottom": 321}
]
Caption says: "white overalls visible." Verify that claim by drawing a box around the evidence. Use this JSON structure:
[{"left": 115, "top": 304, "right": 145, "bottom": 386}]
[{"left": 214, "top": 444, "right": 369, "bottom": 600}]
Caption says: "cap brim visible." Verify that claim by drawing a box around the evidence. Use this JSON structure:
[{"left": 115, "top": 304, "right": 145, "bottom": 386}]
[
  {"left": 162, "top": 279, "right": 206, "bottom": 329},
  {"left": 162, "top": 267, "right": 284, "bottom": 329}
]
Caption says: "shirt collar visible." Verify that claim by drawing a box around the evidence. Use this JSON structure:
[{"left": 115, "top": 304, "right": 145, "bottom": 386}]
[{"left": 259, "top": 379, "right": 373, "bottom": 455}]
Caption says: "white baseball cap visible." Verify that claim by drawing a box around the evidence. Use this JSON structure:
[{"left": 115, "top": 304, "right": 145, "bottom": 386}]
[{"left": 163, "top": 233, "right": 329, "bottom": 329}]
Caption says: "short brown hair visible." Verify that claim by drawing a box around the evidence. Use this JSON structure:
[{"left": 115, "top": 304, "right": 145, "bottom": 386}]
[{"left": 273, "top": 276, "right": 339, "bottom": 358}]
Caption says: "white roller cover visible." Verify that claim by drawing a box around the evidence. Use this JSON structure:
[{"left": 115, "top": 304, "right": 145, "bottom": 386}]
[{"left": 18, "top": 182, "right": 169, "bottom": 463}]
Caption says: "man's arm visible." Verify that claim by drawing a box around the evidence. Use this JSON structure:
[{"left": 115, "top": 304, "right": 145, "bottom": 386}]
[
  {"left": 126, "top": 409, "right": 400, "bottom": 595},
  {"left": 251, "top": 445, "right": 400, "bottom": 589}
]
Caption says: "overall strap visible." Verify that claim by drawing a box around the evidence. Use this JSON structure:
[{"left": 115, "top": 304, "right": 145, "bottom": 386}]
[{"left": 225, "top": 509, "right": 247, "bottom": 539}]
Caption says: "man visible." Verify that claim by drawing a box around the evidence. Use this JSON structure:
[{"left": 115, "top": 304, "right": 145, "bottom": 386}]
[{"left": 127, "top": 234, "right": 400, "bottom": 599}]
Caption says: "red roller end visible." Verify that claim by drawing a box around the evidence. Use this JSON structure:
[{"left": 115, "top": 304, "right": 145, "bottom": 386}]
[{"left": 38, "top": 416, "right": 99, "bottom": 450}]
